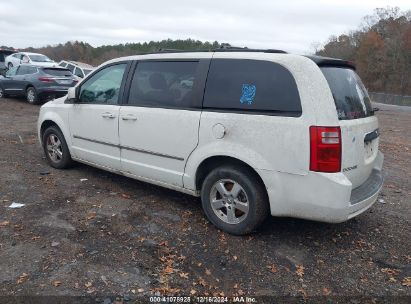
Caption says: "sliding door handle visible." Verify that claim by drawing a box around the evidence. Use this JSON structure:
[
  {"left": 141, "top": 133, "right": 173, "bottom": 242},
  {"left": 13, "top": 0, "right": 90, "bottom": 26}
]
[{"left": 121, "top": 114, "right": 137, "bottom": 121}]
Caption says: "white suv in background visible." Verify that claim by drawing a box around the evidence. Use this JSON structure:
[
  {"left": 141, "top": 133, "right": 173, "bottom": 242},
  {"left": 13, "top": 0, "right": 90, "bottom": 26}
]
[
  {"left": 58, "top": 60, "right": 94, "bottom": 79},
  {"left": 5, "top": 52, "right": 57, "bottom": 68},
  {"left": 37, "top": 49, "right": 384, "bottom": 235}
]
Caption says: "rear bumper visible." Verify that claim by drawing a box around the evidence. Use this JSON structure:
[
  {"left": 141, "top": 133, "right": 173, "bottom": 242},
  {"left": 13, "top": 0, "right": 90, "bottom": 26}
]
[
  {"left": 257, "top": 151, "right": 384, "bottom": 223},
  {"left": 38, "top": 87, "right": 70, "bottom": 98}
]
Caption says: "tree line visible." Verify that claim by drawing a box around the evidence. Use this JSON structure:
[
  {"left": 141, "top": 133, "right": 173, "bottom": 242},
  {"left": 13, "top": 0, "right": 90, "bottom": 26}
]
[
  {"left": 316, "top": 7, "right": 411, "bottom": 95},
  {"left": 4, "top": 7, "right": 410, "bottom": 95},
  {"left": 13, "top": 39, "right": 222, "bottom": 67}
]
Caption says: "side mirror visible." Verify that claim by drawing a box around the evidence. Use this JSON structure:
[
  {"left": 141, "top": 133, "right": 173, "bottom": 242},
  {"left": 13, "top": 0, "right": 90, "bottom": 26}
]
[{"left": 66, "top": 87, "right": 78, "bottom": 103}]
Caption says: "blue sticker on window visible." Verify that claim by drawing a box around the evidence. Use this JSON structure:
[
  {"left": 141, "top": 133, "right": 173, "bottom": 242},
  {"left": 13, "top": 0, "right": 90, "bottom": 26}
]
[{"left": 240, "top": 84, "right": 256, "bottom": 105}]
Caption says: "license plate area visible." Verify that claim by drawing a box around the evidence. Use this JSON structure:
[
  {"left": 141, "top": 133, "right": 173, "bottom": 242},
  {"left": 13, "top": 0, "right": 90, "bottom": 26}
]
[
  {"left": 56, "top": 80, "right": 71, "bottom": 85},
  {"left": 364, "top": 142, "right": 373, "bottom": 158}
]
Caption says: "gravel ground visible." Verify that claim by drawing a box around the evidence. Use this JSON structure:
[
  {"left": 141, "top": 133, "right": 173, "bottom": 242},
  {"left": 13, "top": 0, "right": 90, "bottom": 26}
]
[{"left": 0, "top": 97, "right": 410, "bottom": 303}]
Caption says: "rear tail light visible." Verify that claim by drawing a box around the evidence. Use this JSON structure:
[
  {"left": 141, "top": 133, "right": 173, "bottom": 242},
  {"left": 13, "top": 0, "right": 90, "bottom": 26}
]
[
  {"left": 310, "top": 126, "right": 341, "bottom": 173},
  {"left": 38, "top": 77, "right": 54, "bottom": 83}
]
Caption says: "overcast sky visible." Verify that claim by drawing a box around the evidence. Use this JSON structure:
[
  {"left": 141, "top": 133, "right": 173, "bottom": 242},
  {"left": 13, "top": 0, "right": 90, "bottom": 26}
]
[{"left": 0, "top": 0, "right": 410, "bottom": 53}]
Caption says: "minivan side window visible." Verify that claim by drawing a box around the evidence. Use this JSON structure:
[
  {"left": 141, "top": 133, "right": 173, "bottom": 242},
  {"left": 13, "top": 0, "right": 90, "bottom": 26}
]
[
  {"left": 203, "top": 59, "right": 302, "bottom": 115},
  {"left": 128, "top": 61, "right": 199, "bottom": 108},
  {"left": 78, "top": 63, "right": 127, "bottom": 104}
]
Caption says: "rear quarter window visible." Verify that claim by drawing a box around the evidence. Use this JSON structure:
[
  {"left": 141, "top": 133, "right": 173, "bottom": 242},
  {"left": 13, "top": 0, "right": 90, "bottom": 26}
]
[
  {"left": 203, "top": 59, "right": 301, "bottom": 116},
  {"left": 321, "top": 67, "right": 373, "bottom": 120}
]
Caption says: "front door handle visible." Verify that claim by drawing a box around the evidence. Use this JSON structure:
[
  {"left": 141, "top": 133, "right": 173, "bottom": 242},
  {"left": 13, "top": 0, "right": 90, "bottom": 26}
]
[
  {"left": 121, "top": 114, "right": 137, "bottom": 121},
  {"left": 101, "top": 112, "right": 116, "bottom": 119}
]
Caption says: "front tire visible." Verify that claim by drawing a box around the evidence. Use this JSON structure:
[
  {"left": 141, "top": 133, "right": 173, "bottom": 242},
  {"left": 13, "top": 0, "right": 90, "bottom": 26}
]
[
  {"left": 42, "top": 126, "right": 74, "bottom": 169},
  {"left": 201, "top": 165, "right": 269, "bottom": 235},
  {"left": 8, "top": 63, "right": 13, "bottom": 69},
  {"left": 26, "top": 87, "right": 39, "bottom": 105},
  {"left": 0, "top": 87, "right": 6, "bottom": 98}
]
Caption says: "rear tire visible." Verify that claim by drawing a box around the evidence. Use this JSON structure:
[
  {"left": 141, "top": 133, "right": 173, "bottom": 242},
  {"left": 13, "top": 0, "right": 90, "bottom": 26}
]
[
  {"left": 8, "top": 63, "right": 13, "bottom": 69},
  {"left": 26, "top": 87, "right": 39, "bottom": 105},
  {"left": 42, "top": 126, "right": 74, "bottom": 169},
  {"left": 201, "top": 165, "right": 269, "bottom": 235}
]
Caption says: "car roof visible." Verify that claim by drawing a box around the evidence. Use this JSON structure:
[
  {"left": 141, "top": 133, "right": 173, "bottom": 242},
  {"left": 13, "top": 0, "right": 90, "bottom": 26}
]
[
  {"left": 102, "top": 49, "right": 355, "bottom": 70},
  {"left": 60, "top": 60, "right": 94, "bottom": 69},
  {"left": 21, "top": 52, "right": 47, "bottom": 56},
  {"left": 0, "top": 49, "right": 16, "bottom": 55}
]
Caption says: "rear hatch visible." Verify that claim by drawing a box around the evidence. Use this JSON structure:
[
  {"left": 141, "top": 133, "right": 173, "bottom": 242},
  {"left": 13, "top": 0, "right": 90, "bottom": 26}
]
[
  {"left": 321, "top": 67, "right": 379, "bottom": 188},
  {"left": 42, "top": 68, "right": 77, "bottom": 87}
]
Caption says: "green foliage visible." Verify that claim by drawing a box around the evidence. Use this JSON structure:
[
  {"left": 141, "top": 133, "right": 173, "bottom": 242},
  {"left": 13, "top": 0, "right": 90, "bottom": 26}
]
[{"left": 317, "top": 7, "right": 411, "bottom": 95}]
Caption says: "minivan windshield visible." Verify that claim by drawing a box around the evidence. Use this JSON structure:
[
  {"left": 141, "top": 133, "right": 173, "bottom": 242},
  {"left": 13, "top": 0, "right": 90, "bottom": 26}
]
[
  {"left": 321, "top": 67, "right": 373, "bottom": 120},
  {"left": 29, "top": 54, "right": 53, "bottom": 62}
]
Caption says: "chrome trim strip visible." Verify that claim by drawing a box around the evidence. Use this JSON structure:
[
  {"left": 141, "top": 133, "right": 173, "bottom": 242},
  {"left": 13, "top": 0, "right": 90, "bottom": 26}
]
[
  {"left": 73, "top": 135, "right": 184, "bottom": 161},
  {"left": 73, "top": 135, "right": 117, "bottom": 148}
]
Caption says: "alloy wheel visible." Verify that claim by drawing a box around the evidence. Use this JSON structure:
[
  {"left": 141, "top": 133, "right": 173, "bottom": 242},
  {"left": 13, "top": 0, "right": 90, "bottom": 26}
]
[
  {"left": 27, "top": 89, "right": 35, "bottom": 103},
  {"left": 209, "top": 179, "right": 250, "bottom": 224},
  {"left": 46, "top": 134, "right": 63, "bottom": 163}
]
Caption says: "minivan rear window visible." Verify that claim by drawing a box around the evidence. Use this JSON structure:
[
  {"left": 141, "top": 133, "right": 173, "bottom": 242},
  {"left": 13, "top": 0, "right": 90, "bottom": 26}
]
[
  {"left": 321, "top": 67, "right": 373, "bottom": 120},
  {"left": 203, "top": 59, "right": 302, "bottom": 115},
  {"left": 43, "top": 68, "right": 72, "bottom": 77}
]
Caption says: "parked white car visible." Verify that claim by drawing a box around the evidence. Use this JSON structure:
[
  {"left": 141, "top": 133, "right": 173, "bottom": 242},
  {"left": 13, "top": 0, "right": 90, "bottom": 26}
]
[
  {"left": 37, "top": 49, "right": 384, "bottom": 235},
  {"left": 5, "top": 52, "right": 57, "bottom": 69},
  {"left": 58, "top": 60, "right": 94, "bottom": 79}
]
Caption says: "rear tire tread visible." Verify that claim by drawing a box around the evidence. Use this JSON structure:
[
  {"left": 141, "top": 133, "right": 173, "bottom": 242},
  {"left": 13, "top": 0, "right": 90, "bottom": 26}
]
[
  {"left": 26, "top": 87, "right": 40, "bottom": 105},
  {"left": 201, "top": 165, "right": 269, "bottom": 235}
]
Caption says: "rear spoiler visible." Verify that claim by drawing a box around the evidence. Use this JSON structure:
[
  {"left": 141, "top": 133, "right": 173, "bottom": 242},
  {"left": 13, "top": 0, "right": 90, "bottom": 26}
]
[{"left": 305, "top": 55, "right": 356, "bottom": 70}]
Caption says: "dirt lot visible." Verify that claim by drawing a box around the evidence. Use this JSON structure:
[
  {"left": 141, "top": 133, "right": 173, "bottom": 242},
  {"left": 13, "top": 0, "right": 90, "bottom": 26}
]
[{"left": 0, "top": 98, "right": 410, "bottom": 303}]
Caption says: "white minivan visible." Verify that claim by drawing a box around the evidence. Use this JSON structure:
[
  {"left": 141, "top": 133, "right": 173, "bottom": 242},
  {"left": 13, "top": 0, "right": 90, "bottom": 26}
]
[{"left": 37, "top": 49, "right": 384, "bottom": 235}]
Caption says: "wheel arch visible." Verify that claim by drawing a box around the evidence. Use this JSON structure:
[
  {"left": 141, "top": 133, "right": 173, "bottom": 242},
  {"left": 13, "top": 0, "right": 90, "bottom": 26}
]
[
  {"left": 38, "top": 115, "right": 72, "bottom": 155},
  {"left": 194, "top": 155, "right": 268, "bottom": 194},
  {"left": 40, "top": 120, "right": 61, "bottom": 139},
  {"left": 25, "top": 84, "right": 36, "bottom": 92}
]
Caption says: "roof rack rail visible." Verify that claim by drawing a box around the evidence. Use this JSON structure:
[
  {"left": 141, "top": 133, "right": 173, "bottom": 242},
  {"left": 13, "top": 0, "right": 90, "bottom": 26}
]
[
  {"left": 138, "top": 47, "right": 287, "bottom": 55},
  {"left": 157, "top": 48, "right": 189, "bottom": 53},
  {"left": 213, "top": 46, "right": 287, "bottom": 53}
]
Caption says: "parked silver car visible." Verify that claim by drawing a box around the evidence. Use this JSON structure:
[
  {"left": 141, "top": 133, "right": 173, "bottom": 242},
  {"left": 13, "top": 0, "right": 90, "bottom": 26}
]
[
  {"left": 5, "top": 52, "right": 57, "bottom": 69},
  {"left": 0, "top": 65, "right": 78, "bottom": 104}
]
